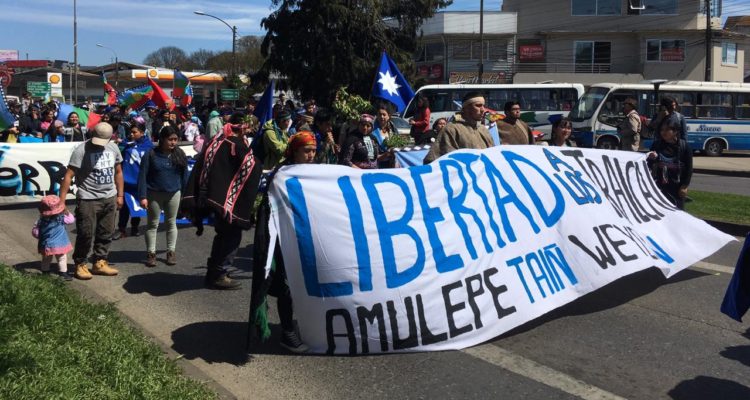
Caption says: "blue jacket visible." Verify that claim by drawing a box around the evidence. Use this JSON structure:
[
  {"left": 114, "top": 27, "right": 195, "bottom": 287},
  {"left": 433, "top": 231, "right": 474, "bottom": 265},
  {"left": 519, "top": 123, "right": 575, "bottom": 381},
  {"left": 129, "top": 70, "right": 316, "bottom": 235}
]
[{"left": 137, "top": 149, "right": 189, "bottom": 199}]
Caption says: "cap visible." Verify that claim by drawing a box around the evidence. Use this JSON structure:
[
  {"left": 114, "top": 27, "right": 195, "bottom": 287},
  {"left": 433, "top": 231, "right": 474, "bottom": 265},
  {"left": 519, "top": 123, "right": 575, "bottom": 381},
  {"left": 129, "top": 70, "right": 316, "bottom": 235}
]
[
  {"left": 91, "top": 122, "right": 113, "bottom": 146},
  {"left": 276, "top": 110, "right": 292, "bottom": 121}
]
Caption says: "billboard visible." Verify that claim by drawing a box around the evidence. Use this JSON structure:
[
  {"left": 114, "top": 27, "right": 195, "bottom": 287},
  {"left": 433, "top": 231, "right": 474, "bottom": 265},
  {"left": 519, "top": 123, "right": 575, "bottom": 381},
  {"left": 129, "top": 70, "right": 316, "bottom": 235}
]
[{"left": 0, "top": 50, "right": 19, "bottom": 62}]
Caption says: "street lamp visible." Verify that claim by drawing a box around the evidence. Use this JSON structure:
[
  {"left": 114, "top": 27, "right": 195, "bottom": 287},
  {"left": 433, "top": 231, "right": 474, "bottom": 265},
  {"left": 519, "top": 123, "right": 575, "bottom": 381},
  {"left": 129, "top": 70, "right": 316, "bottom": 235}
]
[
  {"left": 96, "top": 43, "right": 119, "bottom": 88},
  {"left": 194, "top": 10, "right": 237, "bottom": 84}
]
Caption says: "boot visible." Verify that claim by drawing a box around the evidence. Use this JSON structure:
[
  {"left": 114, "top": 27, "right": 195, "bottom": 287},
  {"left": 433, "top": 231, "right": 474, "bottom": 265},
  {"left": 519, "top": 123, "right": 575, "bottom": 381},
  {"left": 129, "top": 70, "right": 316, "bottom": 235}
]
[
  {"left": 92, "top": 259, "right": 119, "bottom": 276},
  {"left": 75, "top": 263, "right": 92, "bottom": 280},
  {"left": 165, "top": 251, "right": 177, "bottom": 266},
  {"left": 205, "top": 268, "right": 241, "bottom": 290},
  {"left": 145, "top": 252, "right": 157, "bottom": 267}
]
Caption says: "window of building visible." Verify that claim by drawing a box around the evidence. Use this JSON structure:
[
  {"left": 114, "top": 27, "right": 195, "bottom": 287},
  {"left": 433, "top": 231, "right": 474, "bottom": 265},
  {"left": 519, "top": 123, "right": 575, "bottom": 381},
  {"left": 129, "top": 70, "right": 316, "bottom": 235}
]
[
  {"left": 646, "top": 39, "right": 685, "bottom": 62},
  {"left": 722, "top": 42, "right": 737, "bottom": 65},
  {"left": 641, "top": 0, "right": 678, "bottom": 15},
  {"left": 696, "top": 93, "right": 733, "bottom": 119},
  {"left": 699, "top": 0, "right": 721, "bottom": 17},
  {"left": 572, "top": 0, "right": 620, "bottom": 15},
  {"left": 575, "top": 41, "right": 611, "bottom": 72},
  {"left": 452, "top": 41, "right": 471, "bottom": 60}
]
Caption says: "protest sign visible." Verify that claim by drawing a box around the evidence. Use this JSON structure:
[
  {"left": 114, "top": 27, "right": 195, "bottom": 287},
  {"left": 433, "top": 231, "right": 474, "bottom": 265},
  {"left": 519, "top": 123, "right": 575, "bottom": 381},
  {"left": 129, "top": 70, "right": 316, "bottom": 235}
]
[
  {"left": 0, "top": 142, "right": 196, "bottom": 204},
  {"left": 268, "top": 146, "right": 734, "bottom": 354}
]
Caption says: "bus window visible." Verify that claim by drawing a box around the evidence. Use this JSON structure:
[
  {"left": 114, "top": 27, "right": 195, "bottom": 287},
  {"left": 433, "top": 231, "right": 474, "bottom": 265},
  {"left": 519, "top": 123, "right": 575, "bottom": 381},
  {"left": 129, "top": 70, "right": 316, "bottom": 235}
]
[
  {"left": 736, "top": 94, "right": 750, "bottom": 119},
  {"left": 560, "top": 89, "right": 578, "bottom": 111},
  {"left": 661, "top": 92, "right": 695, "bottom": 118},
  {"left": 569, "top": 87, "right": 608, "bottom": 121},
  {"left": 487, "top": 90, "right": 515, "bottom": 111},
  {"left": 597, "top": 90, "right": 636, "bottom": 126},
  {"left": 696, "top": 93, "right": 733, "bottom": 119}
]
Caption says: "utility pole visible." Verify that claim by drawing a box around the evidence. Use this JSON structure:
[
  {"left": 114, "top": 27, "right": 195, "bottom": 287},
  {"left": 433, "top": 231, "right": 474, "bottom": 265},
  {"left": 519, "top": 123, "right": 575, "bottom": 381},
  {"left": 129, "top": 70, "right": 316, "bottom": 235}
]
[
  {"left": 478, "top": 0, "right": 484, "bottom": 84},
  {"left": 73, "top": 0, "right": 78, "bottom": 104},
  {"left": 705, "top": 0, "right": 712, "bottom": 82}
]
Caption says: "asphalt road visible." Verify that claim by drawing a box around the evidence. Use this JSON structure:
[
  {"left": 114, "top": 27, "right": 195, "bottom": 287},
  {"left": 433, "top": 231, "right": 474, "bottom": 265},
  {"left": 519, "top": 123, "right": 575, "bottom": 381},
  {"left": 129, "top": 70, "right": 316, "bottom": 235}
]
[
  {"left": 690, "top": 174, "right": 750, "bottom": 197},
  {"left": 1, "top": 202, "right": 749, "bottom": 400}
]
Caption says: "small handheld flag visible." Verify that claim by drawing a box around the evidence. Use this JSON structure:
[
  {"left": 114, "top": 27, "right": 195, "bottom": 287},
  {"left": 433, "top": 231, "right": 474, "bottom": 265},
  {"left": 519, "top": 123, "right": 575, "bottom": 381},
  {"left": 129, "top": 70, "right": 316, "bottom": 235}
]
[
  {"left": 118, "top": 84, "right": 154, "bottom": 110},
  {"left": 147, "top": 77, "right": 175, "bottom": 111},
  {"left": 371, "top": 51, "right": 415, "bottom": 113},
  {"left": 173, "top": 69, "right": 193, "bottom": 107},
  {"left": 102, "top": 73, "right": 118, "bottom": 106}
]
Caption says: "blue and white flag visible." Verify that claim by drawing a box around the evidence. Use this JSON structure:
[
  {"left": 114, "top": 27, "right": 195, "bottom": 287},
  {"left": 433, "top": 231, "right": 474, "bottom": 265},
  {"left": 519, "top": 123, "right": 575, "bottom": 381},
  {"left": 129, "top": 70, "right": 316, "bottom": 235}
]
[
  {"left": 372, "top": 51, "right": 414, "bottom": 113},
  {"left": 721, "top": 233, "right": 750, "bottom": 322}
]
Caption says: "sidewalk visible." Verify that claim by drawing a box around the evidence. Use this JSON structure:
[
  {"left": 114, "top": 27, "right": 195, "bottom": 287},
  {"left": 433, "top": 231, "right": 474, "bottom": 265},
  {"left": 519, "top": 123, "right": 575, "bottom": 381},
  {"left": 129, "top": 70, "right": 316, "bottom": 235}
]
[{"left": 693, "top": 152, "right": 750, "bottom": 177}]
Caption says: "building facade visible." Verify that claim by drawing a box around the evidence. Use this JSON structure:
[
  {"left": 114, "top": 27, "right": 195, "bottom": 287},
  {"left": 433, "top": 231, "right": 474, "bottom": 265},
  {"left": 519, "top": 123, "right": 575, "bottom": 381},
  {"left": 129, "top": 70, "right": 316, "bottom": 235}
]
[
  {"left": 414, "top": 11, "right": 517, "bottom": 85},
  {"left": 502, "top": 0, "right": 746, "bottom": 84}
]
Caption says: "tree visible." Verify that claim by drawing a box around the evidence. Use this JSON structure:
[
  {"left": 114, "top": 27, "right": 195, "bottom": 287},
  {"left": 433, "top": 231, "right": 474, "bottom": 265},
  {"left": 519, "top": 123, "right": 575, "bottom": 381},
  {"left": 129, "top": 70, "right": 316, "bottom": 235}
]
[
  {"left": 188, "top": 49, "right": 216, "bottom": 70},
  {"left": 143, "top": 46, "right": 189, "bottom": 69},
  {"left": 260, "top": 0, "right": 451, "bottom": 104}
]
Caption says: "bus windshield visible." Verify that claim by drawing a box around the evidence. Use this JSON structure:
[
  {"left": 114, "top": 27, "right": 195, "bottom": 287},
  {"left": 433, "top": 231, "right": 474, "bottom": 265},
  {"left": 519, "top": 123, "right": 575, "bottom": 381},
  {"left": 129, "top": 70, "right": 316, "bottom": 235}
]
[{"left": 569, "top": 87, "right": 609, "bottom": 122}]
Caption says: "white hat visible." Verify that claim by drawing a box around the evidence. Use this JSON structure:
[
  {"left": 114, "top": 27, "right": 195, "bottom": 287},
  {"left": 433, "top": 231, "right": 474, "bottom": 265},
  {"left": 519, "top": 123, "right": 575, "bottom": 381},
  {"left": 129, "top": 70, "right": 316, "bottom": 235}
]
[{"left": 91, "top": 122, "right": 113, "bottom": 146}]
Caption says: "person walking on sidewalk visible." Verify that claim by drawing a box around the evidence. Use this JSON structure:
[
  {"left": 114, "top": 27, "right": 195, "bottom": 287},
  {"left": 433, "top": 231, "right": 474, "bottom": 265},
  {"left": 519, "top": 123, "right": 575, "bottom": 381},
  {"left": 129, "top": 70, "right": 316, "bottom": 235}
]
[
  {"left": 137, "top": 126, "right": 190, "bottom": 267},
  {"left": 32, "top": 195, "right": 75, "bottom": 281},
  {"left": 58, "top": 122, "right": 123, "bottom": 280}
]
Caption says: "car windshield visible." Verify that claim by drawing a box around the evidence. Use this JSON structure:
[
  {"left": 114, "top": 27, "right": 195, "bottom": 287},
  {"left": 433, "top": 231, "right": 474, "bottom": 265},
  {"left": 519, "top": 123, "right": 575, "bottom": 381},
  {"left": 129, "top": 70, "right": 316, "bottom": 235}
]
[{"left": 569, "top": 87, "right": 609, "bottom": 122}]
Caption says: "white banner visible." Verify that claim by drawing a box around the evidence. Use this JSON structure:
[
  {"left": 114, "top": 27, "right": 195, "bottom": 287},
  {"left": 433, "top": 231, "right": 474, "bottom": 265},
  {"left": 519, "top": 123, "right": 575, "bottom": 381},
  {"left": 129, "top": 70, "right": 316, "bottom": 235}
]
[
  {"left": 0, "top": 142, "right": 196, "bottom": 204},
  {"left": 269, "top": 146, "right": 734, "bottom": 354}
]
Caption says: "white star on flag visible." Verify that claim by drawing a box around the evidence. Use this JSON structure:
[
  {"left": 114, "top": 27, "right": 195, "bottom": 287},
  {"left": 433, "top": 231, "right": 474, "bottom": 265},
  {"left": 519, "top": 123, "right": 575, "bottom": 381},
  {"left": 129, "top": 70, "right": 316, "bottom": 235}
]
[{"left": 378, "top": 70, "right": 401, "bottom": 97}]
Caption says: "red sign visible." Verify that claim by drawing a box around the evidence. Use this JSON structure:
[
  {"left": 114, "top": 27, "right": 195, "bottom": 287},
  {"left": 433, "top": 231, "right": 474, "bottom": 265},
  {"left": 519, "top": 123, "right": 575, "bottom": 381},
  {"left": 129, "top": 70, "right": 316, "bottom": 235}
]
[
  {"left": 519, "top": 45, "right": 544, "bottom": 62},
  {"left": 418, "top": 65, "right": 430, "bottom": 76},
  {"left": 4, "top": 60, "right": 48, "bottom": 68},
  {"left": 430, "top": 64, "right": 443, "bottom": 80},
  {"left": 0, "top": 65, "right": 13, "bottom": 87},
  {"left": 661, "top": 48, "right": 684, "bottom": 62}
]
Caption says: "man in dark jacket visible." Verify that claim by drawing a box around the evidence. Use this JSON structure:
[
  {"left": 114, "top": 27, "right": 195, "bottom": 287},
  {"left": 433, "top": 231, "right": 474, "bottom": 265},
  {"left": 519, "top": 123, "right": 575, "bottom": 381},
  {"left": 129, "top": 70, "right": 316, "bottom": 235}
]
[{"left": 183, "top": 113, "right": 262, "bottom": 289}]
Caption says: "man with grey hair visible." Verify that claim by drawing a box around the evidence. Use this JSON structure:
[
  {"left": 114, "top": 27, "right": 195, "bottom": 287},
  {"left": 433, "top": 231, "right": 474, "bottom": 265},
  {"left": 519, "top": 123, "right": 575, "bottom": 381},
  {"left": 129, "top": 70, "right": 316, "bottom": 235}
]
[{"left": 423, "top": 91, "right": 494, "bottom": 164}]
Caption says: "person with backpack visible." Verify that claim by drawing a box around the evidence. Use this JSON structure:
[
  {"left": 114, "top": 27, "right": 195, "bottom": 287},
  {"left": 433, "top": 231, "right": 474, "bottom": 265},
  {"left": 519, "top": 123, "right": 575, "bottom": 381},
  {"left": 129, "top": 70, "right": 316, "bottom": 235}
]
[
  {"left": 261, "top": 110, "right": 293, "bottom": 170},
  {"left": 618, "top": 98, "right": 641, "bottom": 151},
  {"left": 647, "top": 120, "right": 693, "bottom": 210}
]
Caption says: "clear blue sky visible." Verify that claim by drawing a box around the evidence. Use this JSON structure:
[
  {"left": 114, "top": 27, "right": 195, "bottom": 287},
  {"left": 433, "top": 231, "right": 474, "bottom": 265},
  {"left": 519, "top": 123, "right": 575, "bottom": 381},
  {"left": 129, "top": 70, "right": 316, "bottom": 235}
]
[{"left": 1, "top": 0, "right": 747, "bottom": 66}]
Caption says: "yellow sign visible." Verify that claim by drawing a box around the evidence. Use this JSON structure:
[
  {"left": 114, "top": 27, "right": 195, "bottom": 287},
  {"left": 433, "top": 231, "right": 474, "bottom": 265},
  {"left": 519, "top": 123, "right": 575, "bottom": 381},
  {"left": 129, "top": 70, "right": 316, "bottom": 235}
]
[
  {"left": 147, "top": 68, "right": 159, "bottom": 79},
  {"left": 47, "top": 72, "right": 62, "bottom": 87}
]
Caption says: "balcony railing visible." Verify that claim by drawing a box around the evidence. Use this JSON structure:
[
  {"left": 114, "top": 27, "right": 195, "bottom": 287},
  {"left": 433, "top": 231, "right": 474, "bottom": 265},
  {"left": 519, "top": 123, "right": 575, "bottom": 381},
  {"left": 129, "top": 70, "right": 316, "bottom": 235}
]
[{"left": 514, "top": 63, "right": 612, "bottom": 73}]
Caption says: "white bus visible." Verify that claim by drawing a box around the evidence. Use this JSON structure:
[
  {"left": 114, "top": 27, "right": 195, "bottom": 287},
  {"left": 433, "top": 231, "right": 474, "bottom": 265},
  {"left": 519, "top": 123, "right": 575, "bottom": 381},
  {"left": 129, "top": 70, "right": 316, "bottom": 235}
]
[
  {"left": 401, "top": 83, "right": 584, "bottom": 136},
  {"left": 569, "top": 80, "right": 750, "bottom": 156}
]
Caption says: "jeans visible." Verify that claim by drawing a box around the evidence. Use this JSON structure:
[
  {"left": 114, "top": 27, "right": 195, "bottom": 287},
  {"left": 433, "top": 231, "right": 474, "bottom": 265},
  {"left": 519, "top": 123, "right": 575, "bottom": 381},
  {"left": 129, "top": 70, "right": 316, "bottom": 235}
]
[
  {"left": 207, "top": 217, "right": 243, "bottom": 276},
  {"left": 73, "top": 197, "right": 117, "bottom": 265},
  {"left": 144, "top": 190, "right": 181, "bottom": 253}
]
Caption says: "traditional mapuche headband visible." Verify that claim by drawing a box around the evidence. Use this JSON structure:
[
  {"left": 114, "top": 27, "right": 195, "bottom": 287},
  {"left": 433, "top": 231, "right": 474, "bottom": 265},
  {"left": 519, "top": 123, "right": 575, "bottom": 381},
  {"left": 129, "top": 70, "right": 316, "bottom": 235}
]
[{"left": 462, "top": 97, "right": 484, "bottom": 108}]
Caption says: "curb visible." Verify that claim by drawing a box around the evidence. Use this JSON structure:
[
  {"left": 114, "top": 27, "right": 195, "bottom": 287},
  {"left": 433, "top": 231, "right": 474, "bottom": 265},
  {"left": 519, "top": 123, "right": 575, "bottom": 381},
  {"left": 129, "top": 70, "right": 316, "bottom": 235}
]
[
  {"left": 705, "top": 219, "right": 750, "bottom": 238},
  {"left": 694, "top": 168, "right": 750, "bottom": 178}
]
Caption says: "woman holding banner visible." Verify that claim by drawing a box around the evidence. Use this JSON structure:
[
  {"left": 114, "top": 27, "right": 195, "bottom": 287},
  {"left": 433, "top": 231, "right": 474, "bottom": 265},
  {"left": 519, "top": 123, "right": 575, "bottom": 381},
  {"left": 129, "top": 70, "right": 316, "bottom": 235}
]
[{"left": 249, "top": 131, "right": 317, "bottom": 354}]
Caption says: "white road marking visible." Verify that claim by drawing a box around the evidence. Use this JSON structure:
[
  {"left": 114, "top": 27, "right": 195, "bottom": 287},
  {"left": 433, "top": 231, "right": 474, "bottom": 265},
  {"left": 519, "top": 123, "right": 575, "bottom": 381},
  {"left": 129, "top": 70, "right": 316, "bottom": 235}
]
[
  {"left": 691, "top": 261, "right": 735, "bottom": 275},
  {"left": 463, "top": 345, "right": 627, "bottom": 400}
]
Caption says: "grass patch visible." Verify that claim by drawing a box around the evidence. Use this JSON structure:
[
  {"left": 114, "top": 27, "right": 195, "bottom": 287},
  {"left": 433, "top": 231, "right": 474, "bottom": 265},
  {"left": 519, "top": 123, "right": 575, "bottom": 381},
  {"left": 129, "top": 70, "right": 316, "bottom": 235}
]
[
  {"left": 0, "top": 266, "right": 216, "bottom": 400},
  {"left": 685, "top": 190, "right": 750, "bottom": 226}
]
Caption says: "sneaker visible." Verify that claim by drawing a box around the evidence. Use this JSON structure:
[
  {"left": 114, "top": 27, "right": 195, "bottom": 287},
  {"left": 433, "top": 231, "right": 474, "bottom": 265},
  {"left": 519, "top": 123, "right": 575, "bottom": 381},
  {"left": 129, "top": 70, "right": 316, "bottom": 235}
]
[
  {"left": 92, "top": 259, "right": 119, "bottom": 276},
  {"left": 112, "top": 229, "right": 125, "bottom": 241},
  {"left": 56, "top": 271, "right": 73, "bottom": 281},
  {"left": 205, "top": 273, "right": 241, "bottom": 290},
  {"left": 165, "top": 251, "right": 177, "bottom": 266},
  {"left": 280, "top": 330, "right": 309, "bottom": 354},
  {"left": 146, "top": 252, "right": 157, "bottom": 268},
  {"left": 130, "top": 226, "right": 140, "bottom": 237},
  {"left": 75, "top": 263, "right": 92, "bottom": 280}
]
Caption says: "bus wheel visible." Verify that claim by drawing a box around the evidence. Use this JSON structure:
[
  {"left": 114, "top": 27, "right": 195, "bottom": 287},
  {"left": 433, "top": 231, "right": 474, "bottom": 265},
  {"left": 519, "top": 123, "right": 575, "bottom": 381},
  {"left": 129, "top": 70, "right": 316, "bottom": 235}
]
[
  {"left": 596, "top": 137, "right": 618, "bottom": 150},
  {"left": 704, "top": 139, "right": 725, "bottom": 157}
]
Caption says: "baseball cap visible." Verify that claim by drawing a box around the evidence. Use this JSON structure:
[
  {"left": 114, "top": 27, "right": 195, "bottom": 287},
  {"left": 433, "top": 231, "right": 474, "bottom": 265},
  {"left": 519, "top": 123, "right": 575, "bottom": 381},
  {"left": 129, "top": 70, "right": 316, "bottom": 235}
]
[{"left": 91, "top": 122, "right": 113, "bottom": 146}]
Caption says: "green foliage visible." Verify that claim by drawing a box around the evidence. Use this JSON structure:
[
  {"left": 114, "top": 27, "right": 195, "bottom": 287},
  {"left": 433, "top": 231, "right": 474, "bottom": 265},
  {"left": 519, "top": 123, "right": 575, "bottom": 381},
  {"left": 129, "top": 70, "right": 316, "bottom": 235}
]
[
  {"left": 0, "top": 266, "right": 216, "bottom": 400},
  {"left": 261, "top": 0, "right": 452, "bottom": 104},
  {"left": 685, "top": 190, "right": 750, "bottom": 226},
  {"left": 332, "top": 87, "right": 372, "bottom": 122},
  {"left": 383, "top": 134, "right": 411, "bottom": 149}
]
